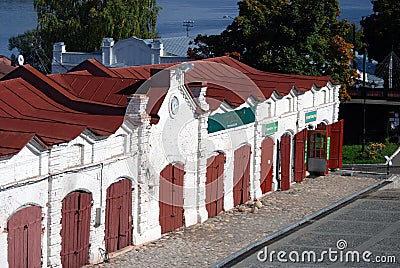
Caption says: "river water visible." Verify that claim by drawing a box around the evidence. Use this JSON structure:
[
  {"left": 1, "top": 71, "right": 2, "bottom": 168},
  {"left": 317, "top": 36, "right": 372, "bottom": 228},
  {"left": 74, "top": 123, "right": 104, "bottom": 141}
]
[{"left": 0, "top": 0, "right": 373, "bottom": 58}]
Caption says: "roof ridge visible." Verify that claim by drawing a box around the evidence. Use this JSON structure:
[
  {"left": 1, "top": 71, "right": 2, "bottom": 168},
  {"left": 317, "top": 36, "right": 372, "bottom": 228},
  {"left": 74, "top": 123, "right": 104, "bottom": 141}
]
[
  {"left": 69, "top": 58, "right": 121, "bottom": 78},
  {"left": 1, "top": 65, "right": 126, "bottom": 111}
]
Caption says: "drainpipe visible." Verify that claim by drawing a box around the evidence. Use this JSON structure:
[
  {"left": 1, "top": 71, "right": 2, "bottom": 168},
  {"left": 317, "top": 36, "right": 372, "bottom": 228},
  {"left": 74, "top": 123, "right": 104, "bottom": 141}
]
[
  {"left": 95, "top": 163, "right": 104, "bottom": 228},
  {"left": 196, "top": 114, "right": 202, "bottom": 220},
  {"left": 276, "top": 140, "right": 281, "bottom": 190},
  {"left": 100, "top": 163, "right": 104, "bottom": 206},
  {"left": 252, "top": 109, "right": 259, "bottom": 199}
]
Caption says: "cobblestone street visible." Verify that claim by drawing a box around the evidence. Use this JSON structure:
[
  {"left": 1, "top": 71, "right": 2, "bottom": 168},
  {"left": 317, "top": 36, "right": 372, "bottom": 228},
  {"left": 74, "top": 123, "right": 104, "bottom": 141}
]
[{"left": 91, "top": 172, "right": 384, "bottom": 268}]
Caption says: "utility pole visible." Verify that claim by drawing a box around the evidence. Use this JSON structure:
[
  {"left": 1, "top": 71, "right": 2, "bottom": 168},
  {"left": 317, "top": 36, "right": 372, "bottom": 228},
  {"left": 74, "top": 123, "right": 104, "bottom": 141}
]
[
  {"left": 183, "top": 20, "right": 194, "bottom": 37},
  {"left": 389, "top": 52, "right": 393, "bottom": 89},
  {"left": 352, "top": 24, "right": 358, "bottom": 69},
  {"left": 362, "top": 47, "right": 367, "bottom": 152}
]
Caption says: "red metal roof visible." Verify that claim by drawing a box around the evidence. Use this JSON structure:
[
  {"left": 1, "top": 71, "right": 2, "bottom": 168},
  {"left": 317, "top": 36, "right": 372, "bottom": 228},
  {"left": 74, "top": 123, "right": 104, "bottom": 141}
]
[
  {"left": 108, "top": 56, "right": 334, "bottom": 108},
  {"left": 0, "top": 78, "right": 125, "bottom": 133},
  {"left": 64, "top": 56, "right": 335, "bottom": 110},
  {"left": 1, "top": 65, "right": 125, "bottom": 111},
  {"left": 0, "top": 131, "right": 37, "bottom": 158},
  {"left": 0, "top": 56, "right": 17, "bottom": 79},
  {"left": 0, "top": 69, "right": 126, "bottom": 158},
  {"left": 69, "top": 58, "right": 121, "bottom": 78},
  {"left": 48, "top": 73, "right": 139, "bottom": 106},
  {"left": 0, "top": 56, "right": 336, "bottom": 159}
]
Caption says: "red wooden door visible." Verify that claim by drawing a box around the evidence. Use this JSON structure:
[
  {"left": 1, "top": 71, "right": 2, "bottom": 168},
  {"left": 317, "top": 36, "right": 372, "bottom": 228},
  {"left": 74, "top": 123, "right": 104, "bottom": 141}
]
[
  {"left": 7, "top": 206, "right": 42, "bottom": 268},
  {"left": 206, "top": 153, "right": 225, "bottom": 217},
  {"left": 159, "top": 163, "right": 184, "bottom": 234},
  {"left": 105, "top": 179, "right": 132, "bottom": 253},
  {"left": 260, "top": 138, "right": 274, "bottom": 194},
  {"left": 294, "top": 128, "right": 308, "bottom": 182},
  {"left": 233, "top": 145, "right": 251, "bottom": 206},
  {"left": 328, "top": 120, "right": 344, "bottom": 169},
  {"left": 280, "top": 134, "right": 291, "bottom": 190},
  {"left": 61, "top": 191, "right": 92, "bottom": 268}
]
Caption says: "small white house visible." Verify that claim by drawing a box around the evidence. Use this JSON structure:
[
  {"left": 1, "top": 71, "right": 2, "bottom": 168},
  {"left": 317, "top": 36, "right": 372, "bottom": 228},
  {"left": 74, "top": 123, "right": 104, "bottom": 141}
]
[{"left": 52, "top": 36, "right": 192, "bottom": 74}]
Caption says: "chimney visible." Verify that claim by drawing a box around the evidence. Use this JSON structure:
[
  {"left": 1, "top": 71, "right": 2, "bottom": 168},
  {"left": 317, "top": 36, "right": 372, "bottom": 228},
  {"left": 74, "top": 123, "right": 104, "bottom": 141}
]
[
  {"left": 52, "top": 42, "right": 66, "bottom": 74},
  {"left": 102, "top": 38, "right": 114, "bottom": 67},
  {"left": 150, "top": 39, "right": 163, "bottom": 64},
  {"left": 52, "top": 42, "right": 65, "bottom": 63}
]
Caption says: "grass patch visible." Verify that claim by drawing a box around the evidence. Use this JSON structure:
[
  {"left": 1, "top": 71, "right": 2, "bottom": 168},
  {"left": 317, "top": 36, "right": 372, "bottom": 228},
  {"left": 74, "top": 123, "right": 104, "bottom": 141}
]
[{"left": 343, "top": 141, "right": 398, "bottom": 164}]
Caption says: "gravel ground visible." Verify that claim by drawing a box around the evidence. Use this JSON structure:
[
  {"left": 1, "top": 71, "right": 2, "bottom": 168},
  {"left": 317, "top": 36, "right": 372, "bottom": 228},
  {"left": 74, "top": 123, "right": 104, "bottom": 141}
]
[{"left": 90, "top": 172, "right": 383, "bottom": 268}]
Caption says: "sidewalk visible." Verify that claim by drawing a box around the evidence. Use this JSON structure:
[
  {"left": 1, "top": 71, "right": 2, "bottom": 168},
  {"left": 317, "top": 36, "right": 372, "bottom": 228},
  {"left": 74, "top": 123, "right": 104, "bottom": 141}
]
[{"left": 92, "top": 172, "right": 384, "bottom": 268}]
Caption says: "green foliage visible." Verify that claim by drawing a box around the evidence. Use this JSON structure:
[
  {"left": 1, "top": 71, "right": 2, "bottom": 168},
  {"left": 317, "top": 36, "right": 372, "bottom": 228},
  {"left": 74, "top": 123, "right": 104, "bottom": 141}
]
[
  {"left": 7, "top": 29, "right": 48, "bottom": 72},
  {"left": 343, "top": 141, "right": 398, "bottom": 164},
  {"left": 9, "top": 0, "right": 161, "bottom": 72},
  {"left": 360, "top": 0, "right": 400, "bottom": 62},
  {"left": 188, "top": 0, "right": 356, "bottom": 102}
]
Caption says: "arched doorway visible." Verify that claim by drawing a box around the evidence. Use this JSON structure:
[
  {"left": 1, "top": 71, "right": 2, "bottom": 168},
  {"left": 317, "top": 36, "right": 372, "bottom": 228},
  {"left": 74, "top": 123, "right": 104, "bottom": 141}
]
[
  {"left": 159, "top": 163, "right": 184, "bottom": 234},
  {"left": 233, "top": 145, "right": 251, "bottom": 206},
  {"left": 260, "top": 138, "right": 274, "bottom": 194},
  {"left": 105, "top": 179, "right": 132, "bottom": 252},
  {"left": 206, "top": 153, "right": 225, "bottom": 217},
  {"left": 7, "top": 205, "right": 42, "bottom": 268},
  {"left": 60, "top": 191, "right": 92, "bottom": 268}
]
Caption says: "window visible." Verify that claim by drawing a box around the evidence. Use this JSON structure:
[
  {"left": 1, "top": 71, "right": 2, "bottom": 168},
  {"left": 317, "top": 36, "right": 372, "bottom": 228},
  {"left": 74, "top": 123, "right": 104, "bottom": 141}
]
[
  {"left": 67, "top": 144, "right": 84, "bottom": 167},
  {"left": 308, "top": 130, "right": 327, "bottom": 158},
  {"left": 267, "top": 102, "right": 272, "bottom": 117},
  {"left": 109, "top": 134, "right": 126, "bottom": 157}
]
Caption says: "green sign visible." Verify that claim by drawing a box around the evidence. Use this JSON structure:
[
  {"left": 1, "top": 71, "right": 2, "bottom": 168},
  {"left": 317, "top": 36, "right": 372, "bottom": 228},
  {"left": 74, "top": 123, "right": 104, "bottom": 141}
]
[
  {"left": 263, "top": 121, "right": 278, "bottom": 136},
  {"left": 327, "top": 137, "right": 330, "bottom": 160},
  {"left": 304, "top": 140, "right": 308, "bottom": 164},
  {"left": 207, "top": 106, "right": 256, "bottom": 133},
  {"left": 305, "top": 110, "right": 317, "bottom": 123}
]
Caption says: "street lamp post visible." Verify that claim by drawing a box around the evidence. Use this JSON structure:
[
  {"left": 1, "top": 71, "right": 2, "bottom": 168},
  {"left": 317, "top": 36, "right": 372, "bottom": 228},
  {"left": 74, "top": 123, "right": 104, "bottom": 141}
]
[{"left": 362, "top": 48, "right": 367, "bottom": 152}]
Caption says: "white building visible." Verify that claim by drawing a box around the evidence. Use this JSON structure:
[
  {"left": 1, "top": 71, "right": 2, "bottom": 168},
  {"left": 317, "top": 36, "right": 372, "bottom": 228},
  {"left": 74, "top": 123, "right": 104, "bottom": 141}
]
[
  {"left": 52, "top": 36, "right": 192, "bottom": 74},
  {"left": 0, "top": 56, "right": 342, "bottom": 267}
]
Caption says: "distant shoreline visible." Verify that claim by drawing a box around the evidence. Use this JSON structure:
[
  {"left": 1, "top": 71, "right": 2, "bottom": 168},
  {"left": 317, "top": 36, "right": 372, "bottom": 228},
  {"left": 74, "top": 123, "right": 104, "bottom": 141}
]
[{"left": 0, "top": 0, "right": 373, "bottom": 58}]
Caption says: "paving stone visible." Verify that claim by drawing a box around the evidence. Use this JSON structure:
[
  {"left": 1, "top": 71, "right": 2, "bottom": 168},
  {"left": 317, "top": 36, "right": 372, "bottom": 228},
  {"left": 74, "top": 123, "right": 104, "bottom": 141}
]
[{"left": 90, "top": 174, "right": 381, "bottom": 268}]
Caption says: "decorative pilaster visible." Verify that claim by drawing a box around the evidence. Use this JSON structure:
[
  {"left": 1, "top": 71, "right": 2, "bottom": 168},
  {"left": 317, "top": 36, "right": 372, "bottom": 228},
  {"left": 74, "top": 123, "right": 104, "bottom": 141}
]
[
  {"left": 332, "top": 84, "right": 340, "bottom": 123},
  {"left": 126, "top": 94, "right": 161, "bottom": 244},
  {"left": 253, "top": 104, "right": 263, "bottom": 199},
  {"left": 193, "top": 82, "right": 210, "bottom": 223},
  {"left": 296, "top": 94, "right": 305, "bottom": 131}
]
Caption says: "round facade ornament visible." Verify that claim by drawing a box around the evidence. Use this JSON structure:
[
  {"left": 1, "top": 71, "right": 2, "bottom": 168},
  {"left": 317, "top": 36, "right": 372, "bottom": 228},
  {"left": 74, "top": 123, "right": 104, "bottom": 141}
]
[{"left": 169, "top": 96, "right": 179, "bottom": 116}]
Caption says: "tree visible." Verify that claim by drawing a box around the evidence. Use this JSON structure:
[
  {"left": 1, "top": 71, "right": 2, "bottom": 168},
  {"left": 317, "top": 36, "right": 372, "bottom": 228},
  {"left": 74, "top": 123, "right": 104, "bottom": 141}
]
[
  {"left": 361, "top": 0, "right": 400, "bottom": 63},
  {"left": 189, "top": 0, "right": 355, "bottom": 101},
  {"left": 9, "top": 0, "right": 160, "bottom": 72},
  {"left": 8, "top": 29, "right": 48, "bottom": 72}
]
